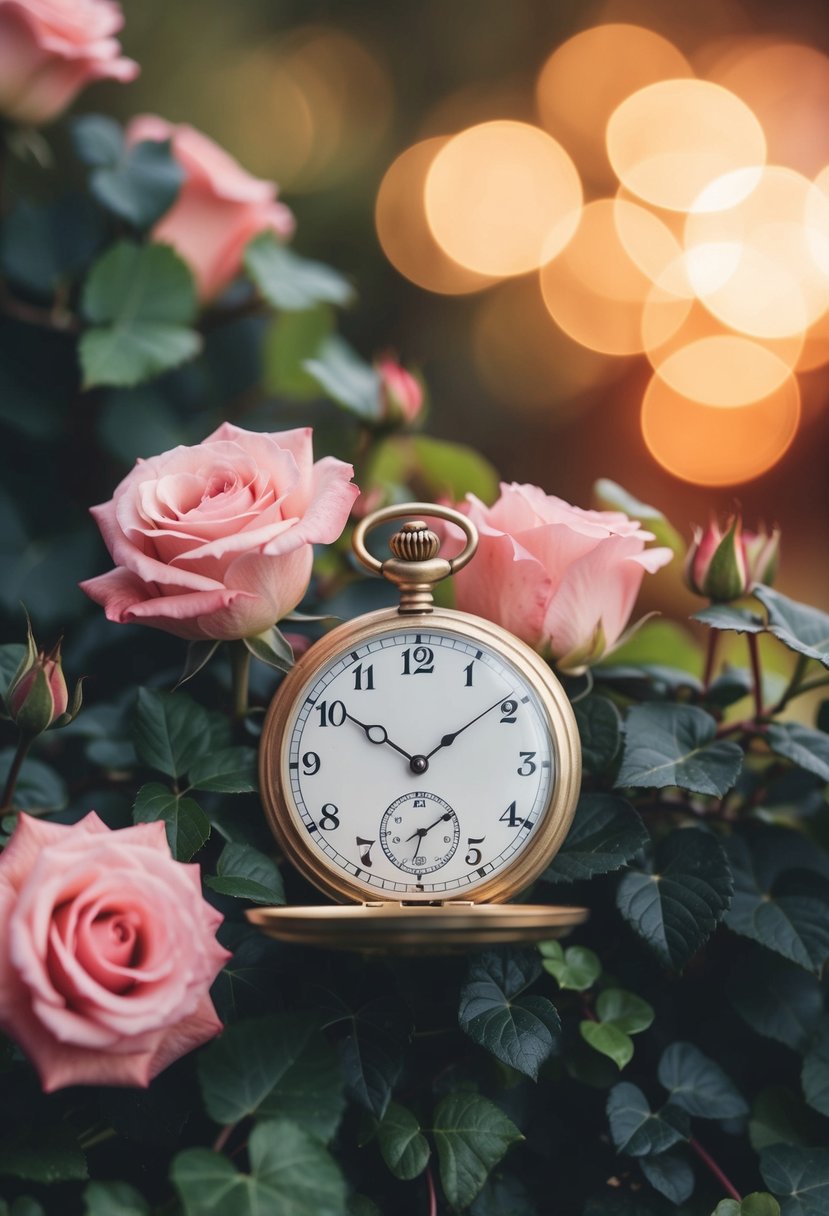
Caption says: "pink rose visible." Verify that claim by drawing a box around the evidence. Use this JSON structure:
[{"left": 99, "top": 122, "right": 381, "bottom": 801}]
[
  {"left": 0, "top": 0, "right": 138, "bottom": 127},
  {"left": 451, "top": 483, "right": 673, "bottom": 672},
  {"left": 376, "top": 357, "right": 424, "bottom": 425},
  {"left": 125, "top": 115, "right": 295, "bottom": 301},
  {"left": 81, "top": 422, "right": 359, "bottom": 641},
  {"left": 0, "top": 812, "right": 229, "bottom": 1091}
]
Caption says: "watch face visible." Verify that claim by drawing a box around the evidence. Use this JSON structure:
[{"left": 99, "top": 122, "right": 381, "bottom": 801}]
[{"left": 270, "top": 621, "right": 574, "bottom": 902}]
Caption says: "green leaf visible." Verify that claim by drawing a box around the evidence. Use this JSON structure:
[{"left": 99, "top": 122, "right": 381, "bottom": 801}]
[
  {"left": 197, "top": 1014, "right": 344, "bottom": 1142},
  {"left": 593, "top": 479, "right": 685, "bottom": 557},
  {"left": 574, "top": 696, "right": 622, "bottom": 774},
  {"left": 470, "top": 1173, "right": 536, "bottom": 1216},
  {"left": 606, "top": 1082, "right": 689, "bottom": 1156},
  {"left": 205, "top": 843, "right": 285, "bottom": 905},
  {"left": 317, "top": 992, "right": 411, "bottom": 1121},
  {"left": 761, "top": 1145, "right": 829, "bottom": 1216},
  {"left": 172, "top": 1118, "right": 346, "bottom": 1216},
  {"left": 713, "top": 1196, "right": 781, "bottom": 1216},
  {"left": 304, "top": 335, "right": 380, "bottom": 420},
  {"left": 596, "top": 989, "right": 655, "bottom": 1035},
  {"left": 80, "top": 241, "right": 200, "bottom": 388},
  {"left": 753, "top": 587, "right": 829, "bottom": 668},
  {"left": 245, "top": 233, "right": 355, "bottom": 311},
  {"left": 767, "top": 723, "right": 829, "bottom": 783},
  {"left": 728, "top": 952, "right": 823, "bottom": 1051},
  {"left": 640, "top": 1151, "right": 695, "bottom": 1204},
  {"left": 432, "top": 1092, "right": 523, "bottom": 1210},
  {"left": 458, "top": 947, "right": 560, "bottom": 1080},
  {"left": 0, "top": 643, "right": 26, "bottom": 703},
  {"left": 541, "top": 793, "right": 648, "bottom": 884},
  {"left": 0, "top": 750, "right": 67, "bottom": 810},
  {"left": 243, "top": 626, "right": 295, "bottom": 673},
  {"left": 264, "top": 304, "right": 335, "bottom": 398},
  {"left": 539, "top": 941, "right": 601, "bottom": 990},
  {"left": 72, "top": 114, "right": 124, "bottom": 165},
  {"left": 98, "top": 388, "right": 189, "bottom": 466},
  {"left": 581, "top": 1021, "right": 634, "bottom": 1069},
  {"left": 83, "top": 1181, "right": 149, "bottom": 1215},
  {"left": 693, "top": 604, "right": 766, "bottom": 634},
  {"left": 802, "top": 1019, "right": 829, "bottom": 1117},
  {"left": 377, "top": 1102, "right": 430, "bottom": 1181},
  {"left": 90, "top": 137, "right": 183, "bottom": 228},
  {"left": 750, "top": 1088, "right": 821, "bottom": 1152},
  {"left": 0, "top": 1124, "right": 87, "bottom": 1183},
  {"left": 658, "top": 1041, "right": 748, "bottom": 1118},
  {"left": 725, "top": 832, "right": 829, "bottom": 973},
  {"left": 187, "top": 747, "right": 257, "bottom": 793},
  {"left": 175, "top": 639, "right": 221, "bottom": 689},
  {"left": 616, "top": 703, "right": 743, "bottom": 796},
  {"left": 133, "top": 688, "right": 212, "bottom": 779},
  {"left": 616, "top": 828, "right": 733, "bottom": 969},
  {"left": 133, "top": 782, "right": 209, "bottom": 861}
]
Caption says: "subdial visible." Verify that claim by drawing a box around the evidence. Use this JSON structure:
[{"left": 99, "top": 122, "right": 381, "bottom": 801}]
[{"left": 380, "top": 791, "right": 460, "bottom": 876}]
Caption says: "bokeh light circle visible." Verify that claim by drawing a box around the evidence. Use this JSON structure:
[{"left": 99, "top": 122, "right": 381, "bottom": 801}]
[
  {"left": 654, "top": 335, "right": 795, "bottom": 406},
  {"left": 424, "top": 121, "right": 583, "bottom": 277},
  {"left": 641, "top": 372, "right": 801, "bottom": 485},
  {"left": 607, "top": 79, "right": 767, "bottom": 212}
]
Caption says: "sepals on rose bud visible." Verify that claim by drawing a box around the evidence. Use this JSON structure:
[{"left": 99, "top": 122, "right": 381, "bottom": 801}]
[
  {"left": 5, "top": 618, "right": 82, "bottom": 737},
  {"left": 376, "top": 356, "right": 424, "bottom": 427},
  {"left": 742, "top": 524, "right": 781, "bottom": 587},
  {"left": 685, "top": 515, "right": 780, "bottom": 602}
]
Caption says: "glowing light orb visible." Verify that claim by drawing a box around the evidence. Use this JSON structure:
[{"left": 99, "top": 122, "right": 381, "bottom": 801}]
[{"left": 654, "top": 335, "right": 795, "bottom": 406}]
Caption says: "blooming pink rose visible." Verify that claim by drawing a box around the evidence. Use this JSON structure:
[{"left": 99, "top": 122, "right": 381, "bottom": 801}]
[
  {"left": 0, "top": 0, "right": 138, "bottom": 127},
  {"left": 81, "top": 423, "right": 359, "bottom": 641},
  {"left": 125, "top": 115, "right": 295, "bottom": 301},
  {"left": 0, "top": 812, "right": 229, "bottom": 1091},
  {"left": 451, "top": 483, "right": 673, "bottom": 672},
  {"left": 376, "top": 357, "right": 424, "bottom": 425}
]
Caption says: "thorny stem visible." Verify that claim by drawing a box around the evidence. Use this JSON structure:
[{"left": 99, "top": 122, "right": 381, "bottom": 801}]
[
  {"left": 0, "top": 733, "right": 33, "bottom": 813},
  {"left": 689, "top": 1137, "right": 741, "bottom": 1202},
  {"left": 425, "top": 1163, "right": 438, "bottom": 1216},
  {"left": 702, "top": 628, "right": 720, "bottom": 693},
  {"left": 229, "top": 642, "right": 251, "bottom": 721},
  {"left": 747, "top": 632, "right": 764, "bottom": 720}
]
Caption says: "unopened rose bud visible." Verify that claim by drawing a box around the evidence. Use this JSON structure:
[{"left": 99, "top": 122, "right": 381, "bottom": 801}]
[
  {"left": 376, "top": 357, "right": 424, "bottom": 426},
  {"left": 685, "top": 516, "right": 780, "bottom": 602},
  {"left": 5, "top": 618, "right": 82, "bottom": 737}
]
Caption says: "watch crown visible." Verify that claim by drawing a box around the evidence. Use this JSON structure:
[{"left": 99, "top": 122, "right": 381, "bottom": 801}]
[{"left": 389, "top": 521, "right": 441, "bottom": 563}]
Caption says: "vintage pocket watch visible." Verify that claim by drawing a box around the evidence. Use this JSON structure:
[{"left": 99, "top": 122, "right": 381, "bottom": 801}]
[{"left": 249, "top": 503, "right": 587, "bottom": 952}]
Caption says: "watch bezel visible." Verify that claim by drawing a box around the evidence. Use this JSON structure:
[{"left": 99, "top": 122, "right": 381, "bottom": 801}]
[{"left": 259, "top": 606, "right": 581, "bottom": 906}]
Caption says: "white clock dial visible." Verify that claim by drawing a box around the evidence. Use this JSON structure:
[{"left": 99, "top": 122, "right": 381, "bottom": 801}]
[{"left": 281, "top": 626, "right": 556, "bottom": 899}]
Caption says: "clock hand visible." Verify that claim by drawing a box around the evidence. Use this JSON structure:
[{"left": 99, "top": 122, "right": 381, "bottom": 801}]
[
  {"left": 405, "top": 811, "right": 453, "bottom": 842},
  {"left": 343, "top": 710, "right": 413, "bottom": 762},
  {"left": 424, "top": 693, "right": 513, "bottom": 760}
]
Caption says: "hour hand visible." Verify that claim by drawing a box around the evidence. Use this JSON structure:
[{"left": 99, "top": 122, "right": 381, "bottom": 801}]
[{"left": 344, "top": 711, "right": 413, "bottom": 762}]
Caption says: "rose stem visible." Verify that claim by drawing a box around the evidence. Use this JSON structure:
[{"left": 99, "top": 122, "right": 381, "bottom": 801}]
[
  {"left": 0, "top": 734, "right": 32, "bottom": 814},
  {"left": 229, "top": 643, "right": 251, "bottom": 720},
  {"left": 747, "top": 632, "right": 765, "bottom": 720},
  {"left": 688, "top": 1136, "right": 741, "bottom": 1202},
  {"left": 425, "top": 1164, "right": 438, "bottom": 1216},
  {"left": 212, "top": 1123, "right": 236, "bottom": 1153},
  {"left": 702, "top": 628, "right": 720, "bottom": 693}
]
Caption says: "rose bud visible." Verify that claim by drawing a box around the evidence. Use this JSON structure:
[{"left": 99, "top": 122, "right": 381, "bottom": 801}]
[
  {"left": 5, "top": 619, "right": 82, "bottom": 737},
  {"left": 685, "top": 516, "right": 780, "bottom": 602},
  {"left": 376, "top": 357, "right": 424, "bottom": 426},
  {"left": 742, "top": 524, "right": 781, "bottom": 587}
]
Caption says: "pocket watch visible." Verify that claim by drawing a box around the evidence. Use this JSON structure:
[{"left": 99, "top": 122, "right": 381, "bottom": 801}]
[{"left": 249, "top": 503, "right": 587, "bottom": 952}]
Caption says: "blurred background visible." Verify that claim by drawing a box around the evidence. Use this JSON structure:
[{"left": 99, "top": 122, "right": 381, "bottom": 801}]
[{"left": 95, "top": 0, "right": 829, "bottom": 612}]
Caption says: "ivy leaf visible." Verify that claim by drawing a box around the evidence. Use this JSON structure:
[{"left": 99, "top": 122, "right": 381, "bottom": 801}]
[
  {"left": 725, "top": 832, "right": 829, "bottom": 973},
  {"left": 752, "top": 587, "right": 829, "bottom": 668},
  {"left": 581, "top": 1022, "right": 634, "bottom": 1070},
  {"left": 766, "top": 724, "right": 829, "bottom": 784},
  {"left": 80, "top": 241, "right": 201, "bottom": 389},
  {"left": 72, "top": 114, "right": 124, "bottom": 165},
  {"left": 606, "top": 1082, "right": 689, "bottom": 1156},
  {"left": 750, "top": 1087, "right": 823, "bottom": 1153},
  {"left": 728, "top": 952, "right": 823, "bottom": 1052},
  {"left": 82, "top": 1181, "right": 150, "bottom": 1215},
  {"left": 760, "top": 1145, "right": 829, "bottom": 1216},
  {"left": 617, "top": 703, "right": 743, "bottom": 795},
  {"left": 616, "top": 828, "right": 733, "bottom": 969},
  {"left": 542, "top": 793, "right": 648, "bottom": 884},
  {"left": 133, "top": 782, "right": 210, "bottom": 861},
  {"left": 458, "top": 947, "right": 560, "bottom": 1080},
  {"left": 172, "top": 1118, "right": 346, "bottom": 1216},
  {"left": 596, "top": 990, "right": 655, "bottom": 1036},
  {"left": 315, "top": 990, "right": 412, "bottom": 1121},
  {"left": 197, "top": 1014, "right": 344, "bottom": 1142},
  {"left": 432, "top": 1092, "right": 523, "bottom": 1210},
  {"left": 802, "top": 1019, "right": 829, "bottom": 1117},
  {"left": 658, "top": 1042, "right": 748, "bottom": 1119},
  {"left": 693, "top": 605, "right": 766, "bottom": 634},
  {"left": 133, "top": 688, "right": 212, "bottom": 779},
  {"left": 187, "top": 747, "right": 257, "bottom": 793},
  {"left": 470, "top": 1173, "right": 536, "bottom": 1216},
  {"left": 713, "top": 1196, "right": 781, "bottom": 1216},
  {"left": 540, "top": 941, "right": 601, "bottom": 990},
  {"left": 0, "top": 1124, "right": 87, "bottom": 1183},
  {"left": 245, "top": 233, "right": 355, "bottom": 311},
  {"left": 90, "top": 138, "right": 184, "bottom": 228},
  {"left": 205, "top": 843, "right": 285, "bottom": 905},
  {"left": 639, "top": 1151, "right": 695, "bottom": 1205},
  {"left": 574, "top": 696, "right": 622, "bottom": 773},
  {"left": 377, "top": 1102, "right": 430, "bottom": 1181}
]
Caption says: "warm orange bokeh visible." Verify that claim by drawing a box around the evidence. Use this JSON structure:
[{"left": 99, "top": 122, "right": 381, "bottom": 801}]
[
  {"left": 536, "top": 24, "right": 692, "bottom": 189},
  {"left": 654, "top": 334, "right": 795, "bottom": 405},
  {"left": 641, "top": 371, "right": 801, "bottom": 484},
  {"left": 607, "top": 79, "right": 767, "bottom": 212},
  {"left": 643, "top": 295, "right": 804, "bottom": 375},
  {"left": 424, "top": 121, "right": 582, "bottom": 277}
]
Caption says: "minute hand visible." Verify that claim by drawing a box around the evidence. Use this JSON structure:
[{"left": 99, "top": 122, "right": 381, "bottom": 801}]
[{"left": 424, "top": 693, "right": 512, "bottom": 760}]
